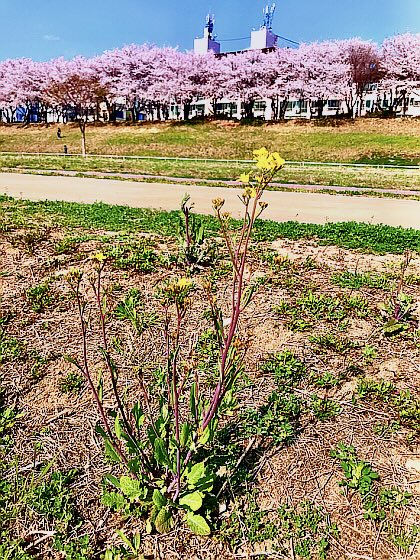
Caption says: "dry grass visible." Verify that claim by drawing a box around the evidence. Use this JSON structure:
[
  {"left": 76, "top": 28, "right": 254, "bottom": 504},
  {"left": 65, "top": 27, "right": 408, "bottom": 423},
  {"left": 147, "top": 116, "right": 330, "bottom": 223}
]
[
  {"left": 0, "top": 119, "right": 420, "bottom": 164},
  {"left": 0, "top": 220, "right": 419, "bottom": 559}
]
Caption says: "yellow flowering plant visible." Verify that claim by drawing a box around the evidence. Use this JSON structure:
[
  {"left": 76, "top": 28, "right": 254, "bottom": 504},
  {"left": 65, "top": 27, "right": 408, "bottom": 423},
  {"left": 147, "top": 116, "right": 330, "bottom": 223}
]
[{"left": 66, "top": 149, "right": 284, "bottom": 538}]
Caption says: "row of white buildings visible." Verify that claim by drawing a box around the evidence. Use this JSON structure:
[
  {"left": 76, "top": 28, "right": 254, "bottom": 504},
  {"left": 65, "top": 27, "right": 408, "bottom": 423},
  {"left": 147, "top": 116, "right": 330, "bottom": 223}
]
[{"left": 178, "top": 17, "right": 420, "bottom": 120}]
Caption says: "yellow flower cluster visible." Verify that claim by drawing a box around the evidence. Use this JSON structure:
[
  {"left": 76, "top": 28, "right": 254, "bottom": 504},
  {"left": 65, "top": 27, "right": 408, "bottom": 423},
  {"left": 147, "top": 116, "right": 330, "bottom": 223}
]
[
  {"left": 90, "top": 252, "right": 107, "bottom": 262},
  {"left": 212, "top": 197, "right": 225, "bottom": 211},
  {"left": 253, "top": 147, "right": 285, "bottom": 172},
  {"left": 243, "top": 186, "right": 257, "bottom": 199},
  {"left": 157, "top": 277, "right": 194, "bottom": 307}
]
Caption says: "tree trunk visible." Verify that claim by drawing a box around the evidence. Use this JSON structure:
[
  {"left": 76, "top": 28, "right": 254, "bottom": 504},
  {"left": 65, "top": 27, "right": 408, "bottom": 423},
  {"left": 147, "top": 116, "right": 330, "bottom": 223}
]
[
  {"left": 79, "top": 120, "right": 87, "bottom": 157},
  {"left": 243, "top": 100, "right": 254, "bottom": 119},
  {"left": 317, "top": 99, "right": 324, "bottom": 118},
  {"left": 183, "top": 102, "right": 191, "bottom": 121}
]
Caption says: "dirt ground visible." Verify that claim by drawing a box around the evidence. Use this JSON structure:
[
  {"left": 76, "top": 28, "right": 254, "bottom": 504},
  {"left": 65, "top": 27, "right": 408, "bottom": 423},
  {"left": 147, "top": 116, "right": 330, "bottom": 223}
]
[{"left": 0, "top": 224, "right": 419, "bottom": 559}]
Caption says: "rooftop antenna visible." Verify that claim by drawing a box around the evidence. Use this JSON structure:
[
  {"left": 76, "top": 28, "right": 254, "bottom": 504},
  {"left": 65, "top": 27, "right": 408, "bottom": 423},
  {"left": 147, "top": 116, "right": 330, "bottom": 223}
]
[
  {"left": 262, "top": 3, "right": 276, "bottom": 30},
  {"left": 205, "top": 14, "right": 216, "bottom": 40}
]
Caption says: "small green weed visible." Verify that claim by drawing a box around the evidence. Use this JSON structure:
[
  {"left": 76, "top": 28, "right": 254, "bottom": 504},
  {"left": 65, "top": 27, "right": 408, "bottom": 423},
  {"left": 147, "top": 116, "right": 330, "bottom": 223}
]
[
  {"left": 103, "top": 532, "right": 143, "bottom": 560},
  {"left": 178, "top": 194, "right": 219, "bottom": 270},
  {"left": 310, "top": 395, "right": 341, "bottom": 421},
  {"left": 114, "top": 289, "right": 158, "bottom": 334},
  {"left": 107, "top": 238, "right": 158, "bottom": 273},
  {"left": 59, "top": 372, "right": 84, "bottom": 394},
  {"left": 309, "top": 370, "right": 345, "bottom": 389},
  {"left": 389, "top": 525, "right": 419, "bottom": 553},
  {"left": 55, "top": 237, "right": 79, "bottom": 255},
  {"left": 277, "top": 501, "right": 338, "bottom": 559},
  {"left": 11, "top": 227, "right": 51, "bottom": 253},
  {"left": 53, "top": 534, "right": 92, "bottom": 560},
  {"left": 357, "top": 379, "right": 395, "bottom": 401},
  {"left": 241, "top": 391, "right": 301, "bottom": 444},
  {"left": 309, "top": 333, "right": 357, "bottom": 354},
  {"left": 362, "top": 345, "right": 377, "bottom": 361},
  {"left": 260, "top": 350, "right": 306, "bottom": 387},
  {"left": 28, "top": 469, "right": 80, "bottom": 527},
  {"left": 219, "top": 492, "right": 278, "bottom": 548},
  {"left": 372, "top": 420, "right": 401, "bottom": 438},
  {"left": 26, "top": 281, "right": 54, "bottom": 313},
  {"left": 0, "top": 328, "right": 24, "bottom": 364},
  {"left": 330, "top": 443, "right": 381, "bottom": 518},
  {"left": 331, "top": 270, "right": 391, "bottom": 290},
  {"left": 356, "top": 379, "right": 420, "bottom": 433}
]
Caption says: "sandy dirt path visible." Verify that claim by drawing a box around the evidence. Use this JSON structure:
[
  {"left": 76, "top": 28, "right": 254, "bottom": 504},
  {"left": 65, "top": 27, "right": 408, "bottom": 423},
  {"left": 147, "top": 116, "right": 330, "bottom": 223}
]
[{"left": 1, "top": 172, "right": 419, "bottom": 229}]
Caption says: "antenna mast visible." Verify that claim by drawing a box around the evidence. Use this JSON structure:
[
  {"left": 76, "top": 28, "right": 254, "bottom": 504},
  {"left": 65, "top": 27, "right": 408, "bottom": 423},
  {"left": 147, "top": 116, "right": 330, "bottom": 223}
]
[
  {"left": 205, "top": 14, "right": 216, "bottom": 40},
  {"left": 262, "top": 3, "right": 276, "bottom": 30}
]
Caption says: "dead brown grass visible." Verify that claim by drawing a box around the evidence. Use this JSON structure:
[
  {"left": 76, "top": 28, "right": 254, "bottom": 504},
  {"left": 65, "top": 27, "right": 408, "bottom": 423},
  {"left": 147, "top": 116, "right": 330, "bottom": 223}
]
[{"left": 0, "top": 224, "right": 419, "bottom": 559}]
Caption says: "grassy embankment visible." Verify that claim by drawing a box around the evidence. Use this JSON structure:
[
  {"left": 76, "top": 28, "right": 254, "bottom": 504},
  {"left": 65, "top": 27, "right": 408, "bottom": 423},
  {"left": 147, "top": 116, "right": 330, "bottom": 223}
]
[{"left": 0, "top": 120, "right": 419, "bottom": 192}]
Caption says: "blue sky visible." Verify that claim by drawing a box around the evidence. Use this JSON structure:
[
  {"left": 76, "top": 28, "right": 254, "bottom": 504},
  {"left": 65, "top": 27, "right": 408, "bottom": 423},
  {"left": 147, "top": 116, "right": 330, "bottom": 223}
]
[{"left": 1, "top": 0, "right": 419, "bottom": 60}]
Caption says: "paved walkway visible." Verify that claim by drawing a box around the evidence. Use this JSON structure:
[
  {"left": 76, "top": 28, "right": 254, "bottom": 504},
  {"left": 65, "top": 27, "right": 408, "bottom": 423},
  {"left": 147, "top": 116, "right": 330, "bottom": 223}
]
[
  {"left": 4, "top": 168, "right": 420, "bottom": 196},
  {"left": 1, "top": 172, "right": 419, "bottom": 229}
]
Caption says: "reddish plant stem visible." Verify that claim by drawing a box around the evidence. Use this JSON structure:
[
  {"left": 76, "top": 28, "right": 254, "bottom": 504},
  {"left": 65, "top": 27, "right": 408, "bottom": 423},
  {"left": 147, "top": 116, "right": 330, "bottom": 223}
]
[
  {"left": 73, "top": 284, "right": 129, "bottom": 467},
  {"left": 201, "top": 195, "right": 260, "bottom": 431},
  {"left": 93, "top": 268, "right": 135, "bottom": 439},
  {"left": 172, "top": 305, "right": 182, "bottom": 501}
]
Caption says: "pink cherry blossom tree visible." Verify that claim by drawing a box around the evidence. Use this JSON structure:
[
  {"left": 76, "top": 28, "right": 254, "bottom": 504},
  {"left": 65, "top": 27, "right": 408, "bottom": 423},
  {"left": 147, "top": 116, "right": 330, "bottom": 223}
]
[
  {"left": 44, "top": 57, "right": 107, "bottom": 155},
  {"left": 381, "top": 33, "right": 420, "bottom": 115}
]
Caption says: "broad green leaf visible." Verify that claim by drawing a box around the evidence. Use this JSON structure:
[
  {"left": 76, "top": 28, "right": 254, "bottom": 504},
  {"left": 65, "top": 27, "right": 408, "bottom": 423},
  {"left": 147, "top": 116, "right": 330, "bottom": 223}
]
[
  {"left": 101, "top": 491, "right": 126, "bottom": 511},
  {"left": 119, "top": 475, "right": 144, "bottom": 500},
  {"left": 154, "top": 507, "right": 173, "bottom": 534},
  {"left": 152, "top": 489, "right": 167, "bottom": 510},
  {"left": 185, "top": 512, "right": 211, "bottom": 536},
  {"left": 179, "top": 491, "right": 203, "bottom": 512},
  {"left": 104, "top": 439, "right": 122, "bottom": 464},
  {"left": 154, "top": 438, "right": 170, "bottom": 468},
  {"left": 193, "top": 473, "right": 214, "bottom": 493},
  {"left": 186, "top": 461, "right": 206, "bottom": 486}
]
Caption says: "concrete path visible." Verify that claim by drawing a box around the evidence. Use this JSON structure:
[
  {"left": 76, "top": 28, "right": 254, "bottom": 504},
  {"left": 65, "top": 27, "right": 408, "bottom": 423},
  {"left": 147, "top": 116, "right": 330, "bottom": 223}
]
[
  {"left": 1, "top": 172, "right": 419, "bottom": 229},
  {"left": 3, "top": 168, "right": 420, "bottom": 196}
]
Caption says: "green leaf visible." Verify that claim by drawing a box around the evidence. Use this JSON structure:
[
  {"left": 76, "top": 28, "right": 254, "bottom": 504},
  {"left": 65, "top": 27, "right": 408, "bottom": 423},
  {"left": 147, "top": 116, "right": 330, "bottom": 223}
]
[
  {"left": 132, "top": 402, "right": 145, "bottom": 429},
  {"left": 103, "top": 473, "right": 120, "bottom": 488},
  {"left": 114, "top": 414, "right": 123, "bottom": 439},
  {"left": 152, "top": 489, "right": 167, "bottom": 510},
  {"left": 179, "top": 491, "right": 203, "bottom": 512},
  {"left": 101, "top": 491, "right": 126, "bottom": 511},
  {"left": 115, "top": 529, "right": 136, "bottom": 553},
  {"left": 180, "top": 423, "right": 191, "bottom": 448},
  {"left": 154, "top": 438, "right": 171, "bottom": 468},
  {"left": 190, "top": 382, "right": 197, "bottom": 417},
  {"left": 97, "top": 374, "right": 104, "bottom": 402},
  {"left": 119, "top": 475, "right": 144, "bottom": 501},
  {"left": 185, "top": 512, "right": 211, "bottom": 536},
  {"left": 154, "top": 507, "right": 173, "bottom": 534},
  {"left": 104, "top": 439, "right": 122, "bottom": 464},
  {"left": 198, "top": 425, "right": 211, "bottom": 445},
  {"left": 186, "top": 461, "right": 206, "bottom": 486}
]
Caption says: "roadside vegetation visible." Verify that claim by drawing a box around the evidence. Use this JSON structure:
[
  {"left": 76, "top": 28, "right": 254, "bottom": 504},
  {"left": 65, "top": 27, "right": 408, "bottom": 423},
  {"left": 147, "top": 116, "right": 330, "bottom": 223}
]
[
  {"left": 1, "top": 153, "right": 419, "bottom": 194},
  {"left": 0, "top": 151, "right": 419, "bottom": 559}
]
